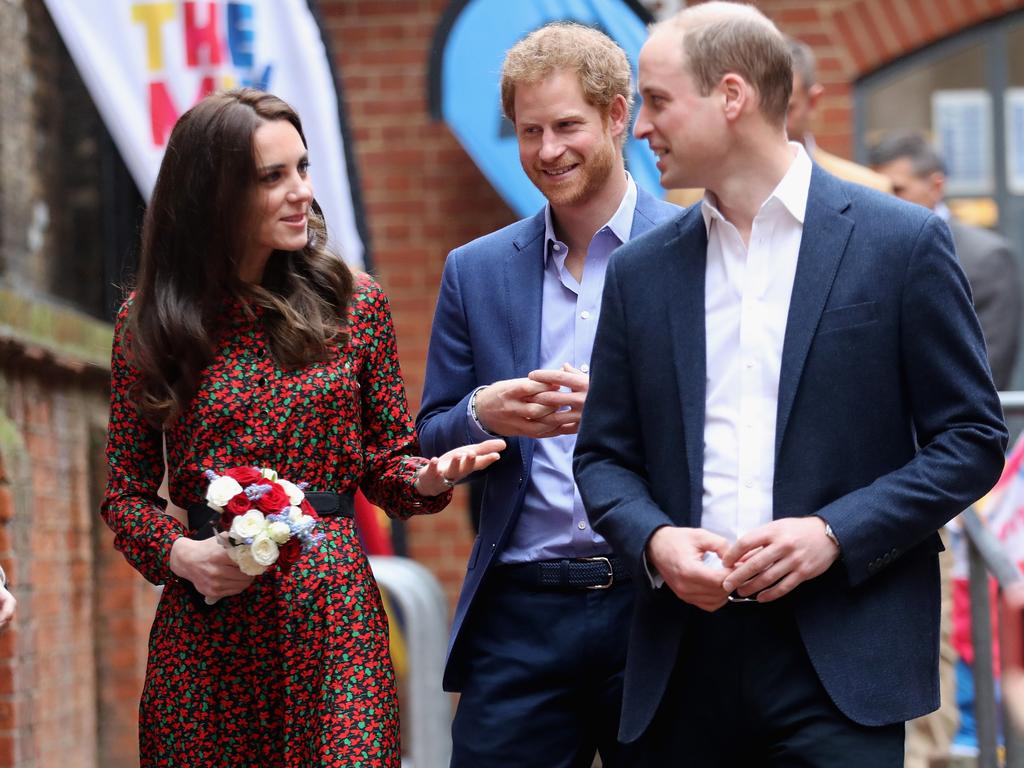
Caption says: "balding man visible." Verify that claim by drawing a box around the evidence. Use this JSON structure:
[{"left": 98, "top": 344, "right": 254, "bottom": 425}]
[{"left": 574, "top": 3, "right": 1006, "bottom": 764}]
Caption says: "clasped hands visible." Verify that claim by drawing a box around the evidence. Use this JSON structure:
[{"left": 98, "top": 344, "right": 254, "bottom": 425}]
[
  {"left": 473, "top": 364, "right": 589, "bottom": 438},
  {"left": 645, "top": 517, "right": 841, "bottom": 612}
]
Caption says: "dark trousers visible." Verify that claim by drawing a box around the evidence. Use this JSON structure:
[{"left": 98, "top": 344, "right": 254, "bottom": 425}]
[
  {"left": 450, "top": 571, "right": 634, "bottom": 768},
  {"left": 634, "top": 599, "right": 905, "bottom": 767}
]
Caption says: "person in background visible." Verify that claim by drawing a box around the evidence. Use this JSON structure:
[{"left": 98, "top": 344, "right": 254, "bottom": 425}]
[
  {"left": 786, "top": 37, "right": 892, "bottom": 193},
  {"left": 870, "top": 131, "right": 1021, "bottom": 389},
  {"left": 101, "top": 88, "right": 503, "bottom": 767},
  {"left": 417, "top": 22, "right": 679, "bottom": 768},
  {"left": 574, "top": 3, "right": 1007, "bottom": 765}
]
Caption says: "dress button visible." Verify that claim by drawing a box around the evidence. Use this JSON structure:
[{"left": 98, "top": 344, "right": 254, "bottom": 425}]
[{"left": 257, "top": 376, "right": 267, "bottom": 387}]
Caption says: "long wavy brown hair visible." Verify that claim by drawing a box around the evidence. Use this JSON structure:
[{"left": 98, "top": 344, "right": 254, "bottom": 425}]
[{"left": 125, "top": 89, "right": 354, "bottom": 427}]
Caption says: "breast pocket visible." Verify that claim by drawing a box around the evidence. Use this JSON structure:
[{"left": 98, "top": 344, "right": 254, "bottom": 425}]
[{"left": 817, "top": 301, "right": 878, "bottom": 335}]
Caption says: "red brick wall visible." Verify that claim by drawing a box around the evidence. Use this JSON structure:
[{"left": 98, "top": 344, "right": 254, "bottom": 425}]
[{"left": 0, "top": 350, "right": 158, "bottom": 768}]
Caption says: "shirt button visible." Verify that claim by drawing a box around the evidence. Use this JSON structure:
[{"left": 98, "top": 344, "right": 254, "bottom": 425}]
[
  {"left": 577, "top": 521, "right": 587, "bottom": 530},
  {"left": 744, "top": 479, "right": 754, "bottom": 488},
  {"left": 580, "top": 364, "right": 590, "bottom": 374},
  {"left": 745, "top": 360, "right": 755, "bottom": 369},
  {"left": 553, "top": 243, "right": 563, "bottom": 252},
  {"left": 580, "top": 310, "right": 591, "bottom": 320}
]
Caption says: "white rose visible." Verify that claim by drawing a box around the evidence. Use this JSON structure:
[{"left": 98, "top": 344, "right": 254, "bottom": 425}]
[
  {"left": 228, "top": 546, "right": 266, "bottom": 576},
  {"left": 267, "top": 521, "right": 291, "bottom": 544},
  {"left": 288, "top": 506, "right": 304, "bottom": 523},
  {"left": 260, "top": 467, "right": 278, "bottom": 483},
  {"left": 277, "top": 479, "right": 305, "bottom": 506},
  {"left": 206, "top": 475, "right": 243, "bottom": 511},
  {"left": 229, "top": 510, "right": 267, "bottom": 542},
  {"left": 250, "top": 534, "right": 280, "bottom": 567}
]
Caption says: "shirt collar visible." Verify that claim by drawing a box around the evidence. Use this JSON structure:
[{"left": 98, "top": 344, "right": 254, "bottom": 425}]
[
  {"left": 543, "top": 171, "right": 637, "bottom": 265},
  {"left": 701, "top": 142, "right": 812, "bottom": 234}
]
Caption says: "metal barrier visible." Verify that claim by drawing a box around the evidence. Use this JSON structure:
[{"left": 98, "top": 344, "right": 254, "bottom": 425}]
[
  {"left": 964, "top": 391, "right": 1024, "bottom": 768},
  {"left": 369, "top": 555, "right": 454, "bottom": 768}
]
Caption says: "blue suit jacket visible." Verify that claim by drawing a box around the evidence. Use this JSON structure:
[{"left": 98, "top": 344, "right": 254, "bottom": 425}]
[
  {"left": 573, "top": 167, "right": 1008, "bottom": 742},
  {"left": 417, "top": 186, "right": 680, "bottom": 691}
]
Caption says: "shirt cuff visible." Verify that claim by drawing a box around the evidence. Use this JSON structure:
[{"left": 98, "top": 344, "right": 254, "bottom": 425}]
[{"left": 643, "top": 550, "right": 665, "bottom": 589}]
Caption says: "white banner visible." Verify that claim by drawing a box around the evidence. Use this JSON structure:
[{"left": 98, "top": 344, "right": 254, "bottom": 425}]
[{"left": 41, "top": 0, "right": 365, "bottom": 267}]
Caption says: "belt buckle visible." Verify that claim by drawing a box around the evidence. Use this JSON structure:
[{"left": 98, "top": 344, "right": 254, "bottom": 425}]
[{"left": 581, "top": 556, "right": 614, "bottom": 590}]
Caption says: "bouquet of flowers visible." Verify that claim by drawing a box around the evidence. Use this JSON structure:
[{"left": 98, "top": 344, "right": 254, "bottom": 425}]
[{"left": 203, "top": 466, "right": 323, "bottom": 576}]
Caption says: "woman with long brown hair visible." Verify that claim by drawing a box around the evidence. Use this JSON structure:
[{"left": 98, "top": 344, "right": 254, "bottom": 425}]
[{"left": 101, "top": 88, "right": 502, "bottom": 766}]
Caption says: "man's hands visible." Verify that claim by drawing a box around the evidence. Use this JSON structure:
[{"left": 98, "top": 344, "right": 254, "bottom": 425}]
[
  {"left": 647, "top": 517, "right": 841, "bottom": 610},
  {"left": 475, "top": 364, "right": 588, "bottom": 438},
  {"left": 169, "top": 535, "right": 254, "bottom": 602},
  {"left": 721, "top": 517, "right": 840, "bottom": 603},
  {"left": 646, "top": 526, "right": 732, "bottom": 612}
]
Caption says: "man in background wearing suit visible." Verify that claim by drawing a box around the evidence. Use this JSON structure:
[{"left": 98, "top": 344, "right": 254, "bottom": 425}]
[
  {"left": 574, "top": 3, "right": 1007, "bottom": 765},
  {"left": 870, "top": 131, "right": 1021, "bottom": 389},
  {"left": 786, "top": 36, "right": 892, "bottom": 193},
  {"left": 417, "top": 22, "right": 678, "bottom": 768}
]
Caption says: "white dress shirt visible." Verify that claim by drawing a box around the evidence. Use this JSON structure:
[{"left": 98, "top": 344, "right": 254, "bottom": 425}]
[{"left": 700, "top": 143, "right": 812, "bottom": 544}]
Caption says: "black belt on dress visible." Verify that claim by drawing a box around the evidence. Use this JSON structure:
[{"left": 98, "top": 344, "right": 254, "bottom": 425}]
[
  {"left": 495, "top": 556, "right": 631, "bottom": 590},
  {"left": 186, "top": 490, "right": 354, "bottom": 536}
]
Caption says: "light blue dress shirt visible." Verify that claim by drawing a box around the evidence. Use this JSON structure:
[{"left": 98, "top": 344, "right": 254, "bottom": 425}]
[{"left": 468, "top": 174, "right": 639, "bottom": 564}]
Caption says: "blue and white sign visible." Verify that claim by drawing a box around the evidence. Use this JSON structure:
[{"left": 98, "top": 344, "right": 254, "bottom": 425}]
[{"left": 429, "top": 0, "right": 663, "bottom": 218}]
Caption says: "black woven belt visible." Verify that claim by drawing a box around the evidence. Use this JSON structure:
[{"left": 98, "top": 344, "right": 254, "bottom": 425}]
[{"left": 497, "top": 556, "right": 630, "bottom": 590}]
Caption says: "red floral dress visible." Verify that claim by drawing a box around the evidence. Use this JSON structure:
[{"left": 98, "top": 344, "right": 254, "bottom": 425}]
[{"left": 101, "top": 274, "right": 450, "bottom": 767}]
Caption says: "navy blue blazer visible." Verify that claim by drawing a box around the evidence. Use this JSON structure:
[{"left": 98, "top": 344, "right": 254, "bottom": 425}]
[
  {"left": 417, "top": 185, "right": 680, "bottom": 691},
  {"left": 573, "top": 166, "right": 1008, "bottom": 742}
]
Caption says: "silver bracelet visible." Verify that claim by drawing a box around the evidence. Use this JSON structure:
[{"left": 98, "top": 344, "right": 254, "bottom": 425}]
[
  {"left": 470, "top": 386, "right": 498, "bottom": 436},
  {"left": 470, "top": 386, "right": 486, "bottom": 427}
]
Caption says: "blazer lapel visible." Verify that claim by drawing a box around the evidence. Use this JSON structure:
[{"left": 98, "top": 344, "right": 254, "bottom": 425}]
[
  {"left": 667, "top": 209, "right": 709, "bottom": 527},
  {"left": 504, "top": 212, "right": 545, "bottom": 475},
  {"left": 506, "top": 212, "right": 546, "bottom": 379},
  {"left": 775, "top": 168, "right": 854, "bottom": 459}
]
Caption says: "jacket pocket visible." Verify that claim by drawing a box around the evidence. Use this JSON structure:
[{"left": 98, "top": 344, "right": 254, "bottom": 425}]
[{"left": 817, "top": 301, "right": 878, "bottom": 335}]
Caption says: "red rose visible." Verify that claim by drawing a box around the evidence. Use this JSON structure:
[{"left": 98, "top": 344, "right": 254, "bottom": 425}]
[
  {"left": 254, "top": 483, "right": 290, "bottom": 514},
  {"left": 225, "top": 493, "right": 250, "bottom": 517},
  {"left": 224, "top": 466, "right": 263, "bottom": 486},
  {"left": 277, "top": 538, "right": 302, "bottom": 571}
]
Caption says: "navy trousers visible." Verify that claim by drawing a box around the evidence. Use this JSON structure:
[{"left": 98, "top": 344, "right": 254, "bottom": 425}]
[
  {"left": 634, "top": 598, "right": 906, "bottom": 767},
  {"left": 450, "top": 570, "right": 635, "bottom": 768}
]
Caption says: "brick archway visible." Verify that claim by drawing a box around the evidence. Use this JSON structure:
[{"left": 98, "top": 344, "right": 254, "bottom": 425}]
[{"left": 763, "top": 0, "right": 1024, "bottom": 156}]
